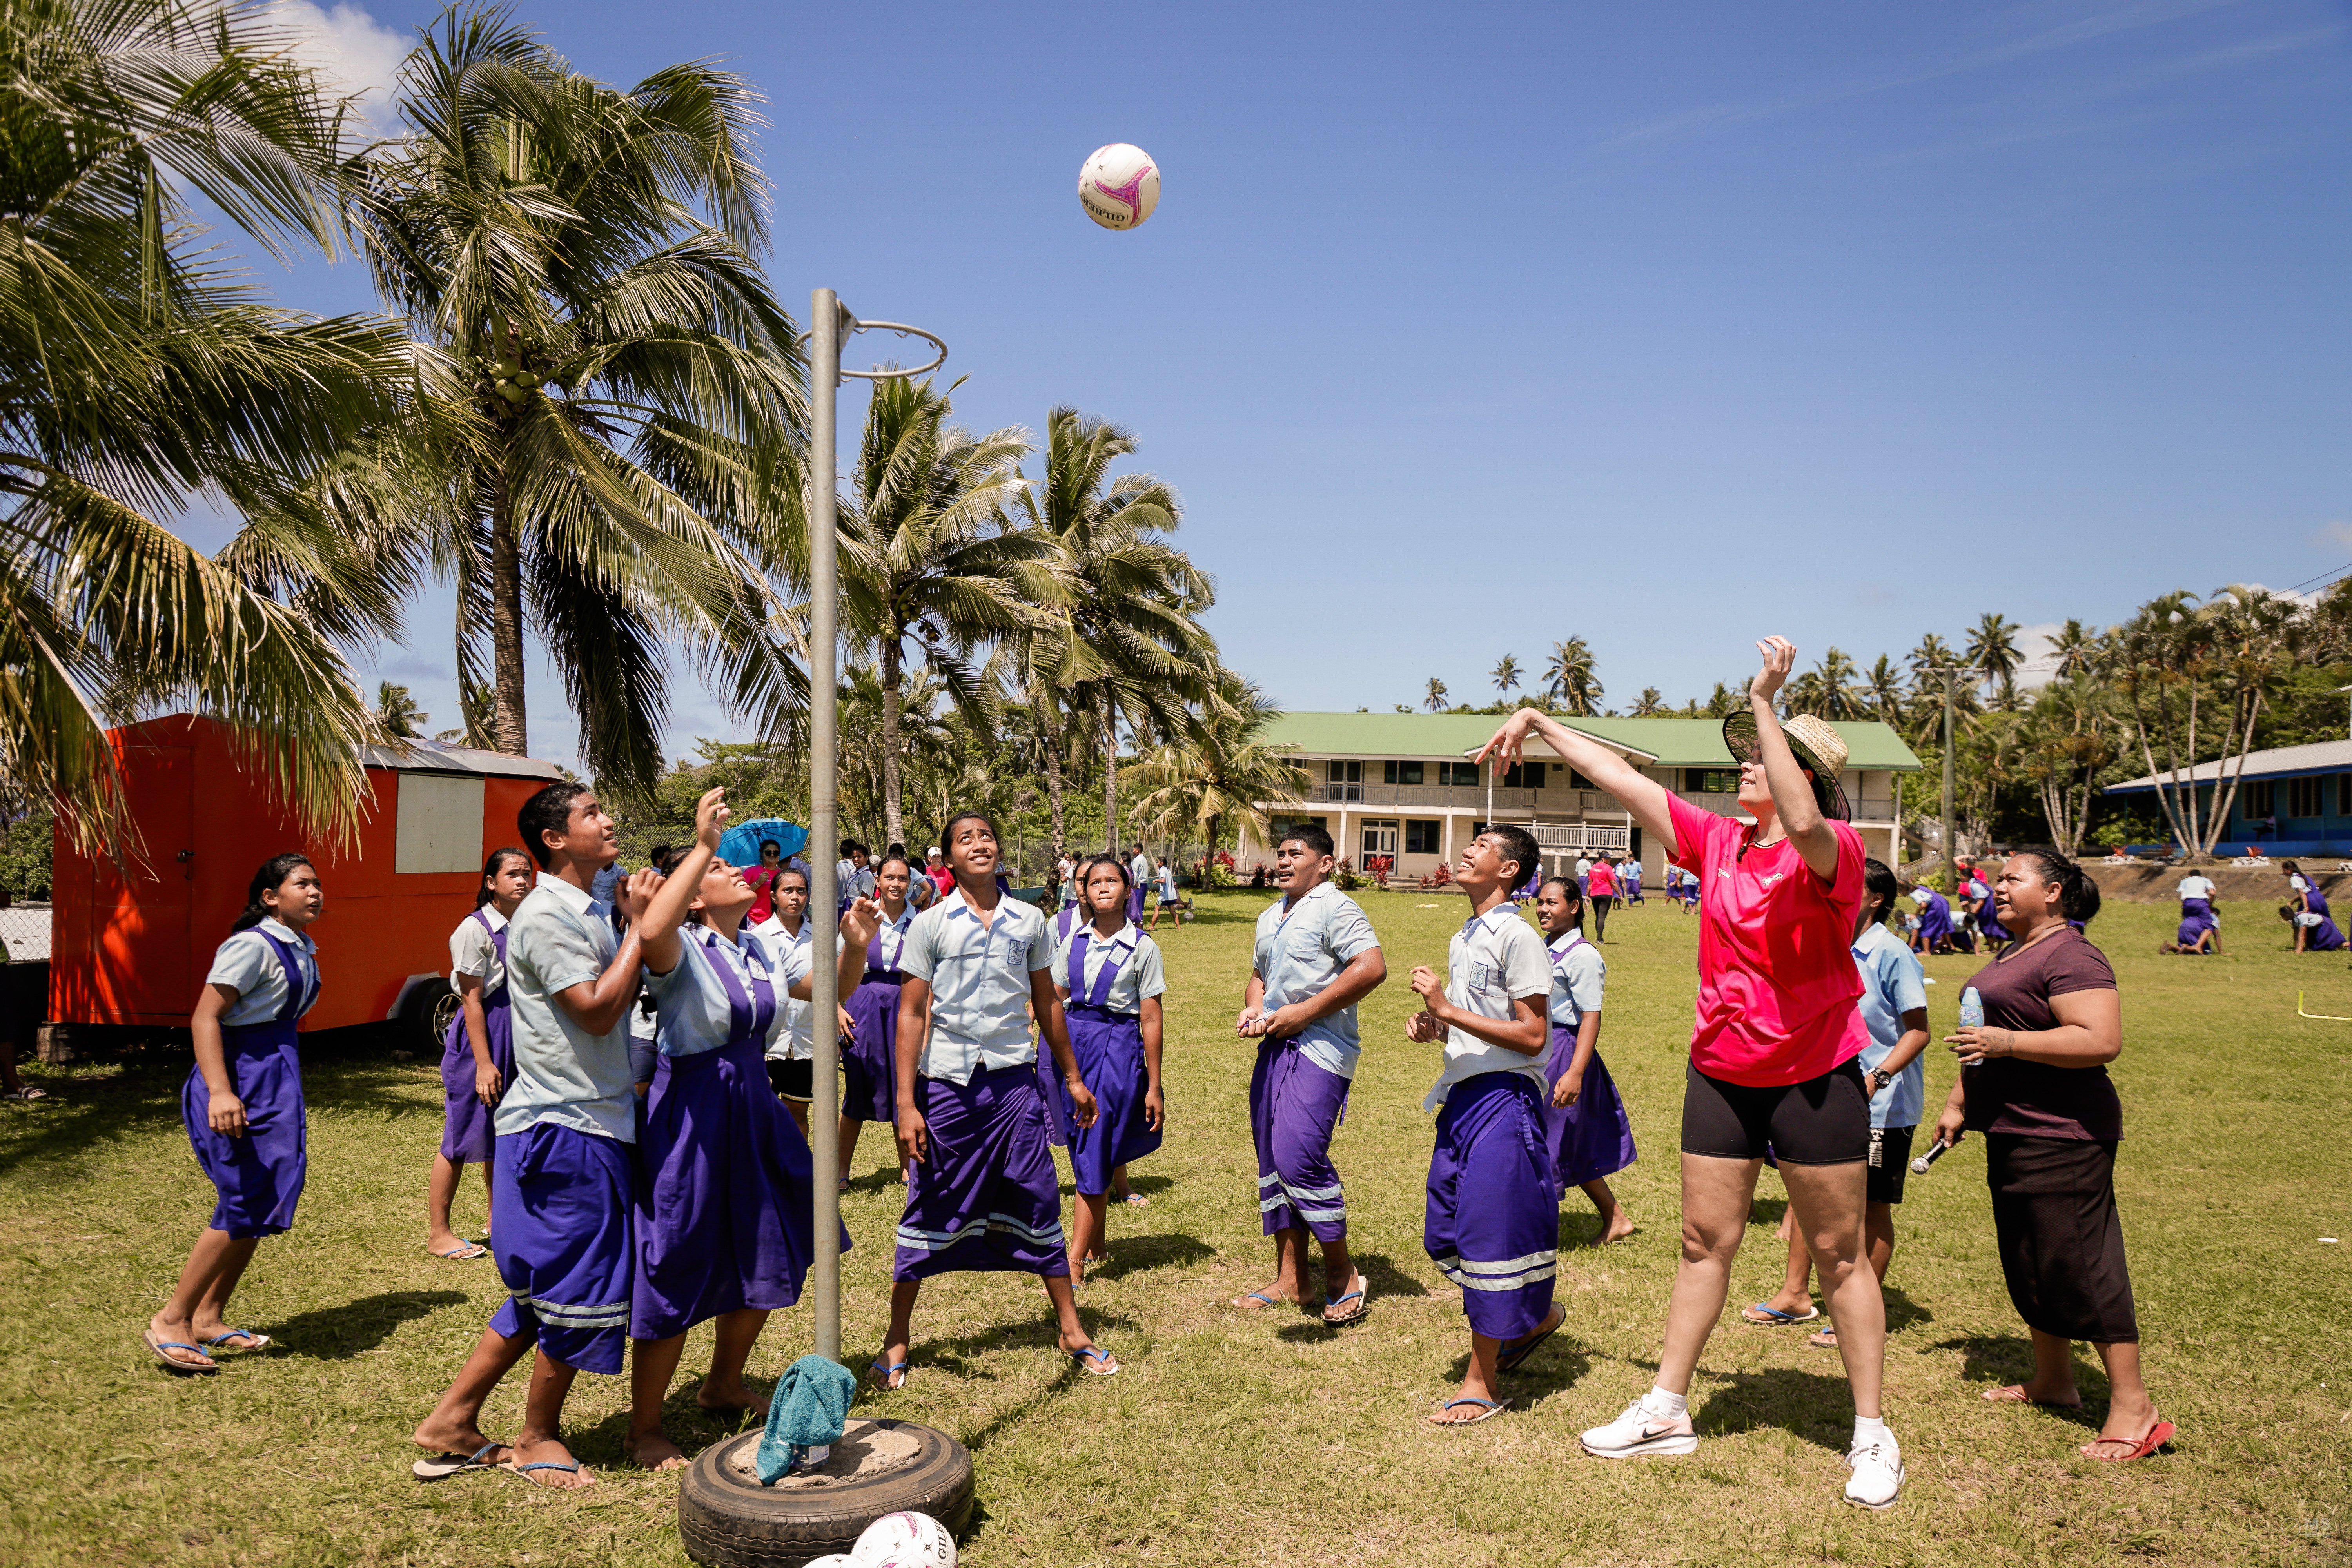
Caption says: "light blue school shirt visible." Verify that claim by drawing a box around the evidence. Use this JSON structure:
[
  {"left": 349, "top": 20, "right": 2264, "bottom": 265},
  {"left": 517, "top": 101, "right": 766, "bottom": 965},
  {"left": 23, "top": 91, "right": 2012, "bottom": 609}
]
[
  {"left": 203, "top": 916, "right": 319, "bottom": 1027},
  {"left": 498, "top": 873, "right": 636, "bottom": 1143},
  {"left": 898, "top": 889, "right": 1053, "bottom": 1084},
  {"left": 751, "top": 914, "right": 814, "bottom": 1062},
  {"left": 1252, "top": 880, "right": 1382, "bottom": 1080},
  {"left": 1426, "top": 904, "right": 1554, "bottom": 1108},
  {"left": 1545, "top": 927, "right": 1606, "bottom": 1027},
  {"left": 1851, "top": 921, "right": 1929, "bottom": 1129},
  {"left": 646, "top": 924, "right": 784, "bottom": 1058},
  {"left": 1052, "top": 919, "right": 1167, "bottom": 1015},
  {"left": 867, "top": 902, "right": 919, "bottom": 971}
]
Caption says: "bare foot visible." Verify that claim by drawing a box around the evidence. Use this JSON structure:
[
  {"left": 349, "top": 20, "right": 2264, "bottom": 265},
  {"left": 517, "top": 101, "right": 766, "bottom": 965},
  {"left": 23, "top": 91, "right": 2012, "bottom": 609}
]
[
  {"left": 1595, "top": 1210, "right": 1637, "bottom": 1245},
  {"left": 697, "top": 1385, "right": 769, "bottom": 1423},
  {"left": 1230, "top": 1283, "right": 1294, "bottom": 1309},
  {"left": 871, "top": 1340, "right": 912, "bottom": 1389},
  {"left": 625, "top": 1432, "right": 688, "bottom": 1473},
  {"left": 1426, "top": 1394, "right": 1506, "bottom": 1425},
  {"left": 1059, "top": 1331, "right": 1118, "bottom": 1375},
  {"left": 412, "top": 1415, "right": 509, "bottom": 1465},
  {"left": 143, "top": 1323, "right": 216, "bottom": 1372},
  {"left": 509, "top": 1436, "right": 594, "bottom": 1490},
  {"left": 1982, "top": 1381, "right": 2083, "bottom": 1408}
]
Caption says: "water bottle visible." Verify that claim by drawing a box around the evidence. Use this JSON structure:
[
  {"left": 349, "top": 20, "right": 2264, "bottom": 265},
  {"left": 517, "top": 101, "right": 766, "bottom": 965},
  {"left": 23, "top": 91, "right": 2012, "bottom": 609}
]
[{"left": 1958, "top": 986, "right": 1984, "bottom": 1068}]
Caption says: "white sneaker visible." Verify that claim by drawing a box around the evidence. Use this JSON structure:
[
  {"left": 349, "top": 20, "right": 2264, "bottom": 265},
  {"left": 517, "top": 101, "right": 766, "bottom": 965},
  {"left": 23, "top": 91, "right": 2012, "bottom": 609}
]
[
  {"left": 1580, "top": 1397, "right": 1699, "bottom": 1458},
  {"left": 1844, "top": 1436, "right": 1906, "bottom": 1509}
]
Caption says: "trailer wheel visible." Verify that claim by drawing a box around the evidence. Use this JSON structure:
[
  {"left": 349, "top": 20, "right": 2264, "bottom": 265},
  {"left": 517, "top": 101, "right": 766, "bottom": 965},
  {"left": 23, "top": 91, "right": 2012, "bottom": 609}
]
[{"left": 676, "top": 1420, "right": 973, "bottom": 1568}]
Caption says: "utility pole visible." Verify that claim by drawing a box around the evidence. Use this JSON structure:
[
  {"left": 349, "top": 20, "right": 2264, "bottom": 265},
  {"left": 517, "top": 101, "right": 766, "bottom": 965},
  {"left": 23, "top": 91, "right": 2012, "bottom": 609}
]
[{"left": 1940, "top": 669, "right": 1956, "bottom": 886}]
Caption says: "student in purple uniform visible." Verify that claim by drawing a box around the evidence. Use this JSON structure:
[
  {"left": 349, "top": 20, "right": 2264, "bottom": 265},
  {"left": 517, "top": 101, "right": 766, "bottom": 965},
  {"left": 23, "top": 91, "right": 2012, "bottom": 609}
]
[
  {"left": 1535, "top": 876, "right": 1637, "bottom": 1244},
  {"left": 145, "top": 854, "right": 325, "bottom": 1373},
  {"left": 412, "top": 782, "right": 649, "bottom": 1490},
  {"left": 868, "top": 811, "right": 1114, "bottom": 1387},
  {"left": 838, "top": 852, "right": 920, "bottom": 1185},
  {"left": 1408, "top": 827, "right": 1563, "bottom": 1424},
  {"left": 427, "top": 848, "right": 534, "bottom": 1262},
  {"left": 623, "top": 790, "right": 832, "bottom": 1472},
  {"left": 1233, "top": 825, "right": 1388, "bottom": 1325},
  {"left": 1056, "top": 855, "right": 1168, "bottom": 1279}
]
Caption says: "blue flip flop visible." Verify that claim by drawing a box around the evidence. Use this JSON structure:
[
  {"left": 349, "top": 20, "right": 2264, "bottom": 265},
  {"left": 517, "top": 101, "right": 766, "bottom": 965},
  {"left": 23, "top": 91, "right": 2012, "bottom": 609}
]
[
  {"left": 1429, "top": 1396, "right": 1508, "bottom": 1425},
  {"left": 869, "top": 1359, "right": 909, "bottom": 1389},
  {"left": 1740, "top": 1301, "right": 1821, "bottom": 1325},
  {"left": 510, "top": 1460, "right": 581, "bottom": 1488},
  {"left": 145, "top": 1335, "right": 217, "bottom": 1374},
  {"left": 203, "top": 1327, "right": 271, "bottom": 1351},
  {"left": 1497, "top": 1306, "right": 1565, "bottom": 1374},
  {"left": 1069, "top": 1345, "right": 1120, "bottom": 1377},
  {"left": 1232, "top": 1289, "right": 1281, "bottom": 1310},
  {"left": 1322, "top": 1274, "right": 1370, "bottom": 1325},
  {"left": 412, "top": 1440, "right": 509, "bottom": 1481}
]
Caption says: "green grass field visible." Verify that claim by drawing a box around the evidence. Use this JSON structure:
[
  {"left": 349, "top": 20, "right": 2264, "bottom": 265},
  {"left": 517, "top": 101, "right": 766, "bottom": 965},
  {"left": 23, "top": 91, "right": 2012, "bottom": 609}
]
[{"left": 2, "top": 890, "right": 2347, "bottom": 1566}]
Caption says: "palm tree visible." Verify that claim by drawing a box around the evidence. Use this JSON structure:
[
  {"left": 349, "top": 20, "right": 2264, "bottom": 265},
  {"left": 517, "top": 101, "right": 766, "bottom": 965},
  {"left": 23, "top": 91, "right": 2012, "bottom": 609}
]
[
  {"left": 1862, "top": 655, "right": 1906, "bottom": 728},
  {"left": 840, "top": 377, "right": 1041, "bottom": 846},
  {"left": 1492, "top": 654, "right": 1523, "bottom": 704},
  {"left": 2048, "top": 617, "right": 2104, "bottom": 681},
  {"left": 1542, "top": 638, "right": 1601, "bottom": 715},
  {"left": 353, "top": 6, "right": 806, "bottom": 793},
  {"left": 1967, "top": 612, "right": 2023, "bottom": 706},
  {"left": 378, "top": 682, "right": 429, "bottom": 738},
  {"left": 1423, "top": 677, "right": 1448, "bottom": 712},
  {"left": 1791, "top": 646, "right": 1861, "bottom": 719},
  {"left": 434, "top": 681, "right": 497, "bottom": 747},
  {"left": 1630, "top": 686, "right": 1664, "bottom": 716},
  {"left": 0, "top": 0, "right": 419, "bottom": 853},
  {"left": 1015, "top": 407, "right": 1213, "bottom": 852},
  {"left": 1129, "top": 674, "right": 1310, "bottom": 860}
]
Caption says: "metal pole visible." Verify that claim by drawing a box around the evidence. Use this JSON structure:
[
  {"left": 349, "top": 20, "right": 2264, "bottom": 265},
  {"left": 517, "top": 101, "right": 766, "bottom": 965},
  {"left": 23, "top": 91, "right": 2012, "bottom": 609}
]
[
  {"left": 808, "top": 290, "right": 844, "bottom": 1363},
  {"left": 1940, "top": 671, "right": 1956, "bottom": 886}
]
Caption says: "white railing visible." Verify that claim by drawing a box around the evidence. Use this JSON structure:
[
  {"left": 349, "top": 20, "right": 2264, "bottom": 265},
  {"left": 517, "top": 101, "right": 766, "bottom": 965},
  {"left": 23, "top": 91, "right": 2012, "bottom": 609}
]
[
  {"left": 1532, "top": 824, "right": 1630, "bottom": 851},
  {"left": 1303, "top": 783, "right": 1537, "bottom": 810}
]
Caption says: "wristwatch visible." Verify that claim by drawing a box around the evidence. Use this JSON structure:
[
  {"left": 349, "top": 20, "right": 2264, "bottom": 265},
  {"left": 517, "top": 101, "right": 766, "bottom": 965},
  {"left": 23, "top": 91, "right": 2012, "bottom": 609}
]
[{"left": 1866, "top": 1067, "right": 1892, "bottom": 1094}]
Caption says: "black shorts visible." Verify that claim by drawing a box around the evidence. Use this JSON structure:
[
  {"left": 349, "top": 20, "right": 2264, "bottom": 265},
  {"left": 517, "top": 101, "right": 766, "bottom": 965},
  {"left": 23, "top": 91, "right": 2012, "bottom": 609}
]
[
  {"left": 766, "top": 1057, "right": 813, "bottom": 1104},
  {"left": 1868, "top": 1124, "right": 1917, "bottom": 1204},
  {"left": 1681, "top": 1058, "right": 1870, "bottom": 1165}
]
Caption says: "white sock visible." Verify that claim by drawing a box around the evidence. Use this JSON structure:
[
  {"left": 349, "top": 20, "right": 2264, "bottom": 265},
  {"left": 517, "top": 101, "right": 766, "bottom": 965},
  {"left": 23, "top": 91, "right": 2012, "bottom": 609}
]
[
  {"left": 1853, "top": 1414, "right": 1891, "bottom": 1450},
  {"left": 1641, "top": 1385, "right": 1688, "bottom": 1419}
]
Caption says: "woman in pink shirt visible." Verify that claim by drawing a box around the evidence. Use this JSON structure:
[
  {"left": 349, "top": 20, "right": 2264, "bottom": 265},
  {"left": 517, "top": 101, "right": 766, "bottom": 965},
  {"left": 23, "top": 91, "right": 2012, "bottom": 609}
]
[
  {"left": 1479, "top": 636, "right": 1901, "bottom": 1511},
  {"left": 1585, "top": 856, "right": 1618, "bottom": 941}
]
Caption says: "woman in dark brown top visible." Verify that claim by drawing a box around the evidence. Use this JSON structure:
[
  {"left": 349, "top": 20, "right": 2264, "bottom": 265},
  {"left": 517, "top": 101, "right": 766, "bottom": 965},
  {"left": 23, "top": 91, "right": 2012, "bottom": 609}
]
[{"left": 1931, "top": 847, "right": 2173, "bottom": 1462}]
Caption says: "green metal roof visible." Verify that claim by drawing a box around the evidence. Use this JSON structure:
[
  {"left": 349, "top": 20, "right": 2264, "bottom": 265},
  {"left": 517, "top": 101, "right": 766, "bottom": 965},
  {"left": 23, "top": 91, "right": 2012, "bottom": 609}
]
[{"left": 1260, "top": 711, "right": 1923, "bottom": 772}]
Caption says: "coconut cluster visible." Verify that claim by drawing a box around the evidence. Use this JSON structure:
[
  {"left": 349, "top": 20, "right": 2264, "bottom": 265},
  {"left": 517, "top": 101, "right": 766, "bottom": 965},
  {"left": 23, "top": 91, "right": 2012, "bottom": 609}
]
[{"left": 476, "top": 351, "right": 544, "bottom": 407}]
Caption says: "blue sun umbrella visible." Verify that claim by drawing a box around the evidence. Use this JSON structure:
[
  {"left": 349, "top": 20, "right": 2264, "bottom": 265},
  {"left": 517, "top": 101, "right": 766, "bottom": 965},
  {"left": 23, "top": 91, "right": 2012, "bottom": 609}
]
[{"left": 715, "top": 817, "right": 807, "bottom": 867}]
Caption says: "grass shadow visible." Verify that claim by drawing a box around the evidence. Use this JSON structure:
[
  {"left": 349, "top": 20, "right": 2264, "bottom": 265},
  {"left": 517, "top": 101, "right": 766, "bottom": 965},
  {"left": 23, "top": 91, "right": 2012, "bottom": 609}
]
[
  {"left": 1691, "top": 1364, "right": 1861, "bottom": 1452},
  {"left": 1352, "top": 1252, "right": 1430, "bottom": 1301},
  {"left": 1556, "top": 1210, "right": 1645, "bottom": 1249},
  {"left": 0, "top": 1072, "right": 184, "bottom": 1179},
  {"left": 1747, "top": 1195, "right": 1788, "bottom": 1227},
  {"left": 1085, "top": 1231, "right": 1214, "bottom": 1282},
  {"left": 264, "top": 1289, "right": 468, "bottom": 1360},
  {"left": 1927, "top": 1332, "right": 2106, "bottom": 1428},
  {"left": 886, "top": 1305, "right": 1144, "bottom": 1455},
  {"left": 1883, "top": 1286, "right": 1933, "bottom": 1333},
  {"left": 1444, "top": 1332, "right": 1595, "bottom": 1404}
]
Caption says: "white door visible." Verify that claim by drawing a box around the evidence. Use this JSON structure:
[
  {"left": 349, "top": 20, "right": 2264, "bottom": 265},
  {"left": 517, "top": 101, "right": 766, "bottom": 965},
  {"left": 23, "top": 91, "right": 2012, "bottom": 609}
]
[{"left": 1362, "top": 819, "right": 1398, "bottom": 866}]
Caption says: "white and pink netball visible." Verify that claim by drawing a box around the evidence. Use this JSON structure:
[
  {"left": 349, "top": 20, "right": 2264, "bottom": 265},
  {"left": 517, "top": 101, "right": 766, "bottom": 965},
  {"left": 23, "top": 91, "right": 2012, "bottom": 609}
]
[
  {"left": 1078, "top": 143, "right": 1160, "bottom": 230},
  {"left": 852, "top": 1510, "right": 957, "bottom": 1567}
]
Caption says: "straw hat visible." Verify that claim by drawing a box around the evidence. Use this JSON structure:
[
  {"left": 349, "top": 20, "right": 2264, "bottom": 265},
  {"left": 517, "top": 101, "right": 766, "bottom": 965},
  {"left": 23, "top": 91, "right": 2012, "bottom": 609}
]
[{"left": 1719, "top": 710, "right": 1852, "bottom": 821}]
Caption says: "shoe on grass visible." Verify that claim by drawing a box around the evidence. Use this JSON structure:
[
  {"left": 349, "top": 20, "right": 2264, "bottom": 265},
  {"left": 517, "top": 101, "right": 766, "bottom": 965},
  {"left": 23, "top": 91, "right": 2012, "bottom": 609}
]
[
  {"left": 1844, "top": 1436, "right": 1905, "bottom": 1509},
  {"left": 1579, "top": 1397, "right": 1697, "bottom": 1458}
]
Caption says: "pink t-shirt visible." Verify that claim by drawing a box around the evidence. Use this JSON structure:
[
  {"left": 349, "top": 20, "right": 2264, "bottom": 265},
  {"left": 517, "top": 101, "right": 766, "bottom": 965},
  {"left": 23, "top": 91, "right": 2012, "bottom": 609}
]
[
  {"left": 1588, "top": 862, "right": 1618, "bottom": 896},
  {"left": 1667, "top": 794, "right": 1869, "bottom": 1087}
]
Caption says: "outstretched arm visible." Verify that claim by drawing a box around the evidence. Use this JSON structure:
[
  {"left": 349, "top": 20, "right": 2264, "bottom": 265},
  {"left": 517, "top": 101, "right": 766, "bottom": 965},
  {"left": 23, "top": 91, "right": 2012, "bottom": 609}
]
[
  {"left": 635, "top": 788, "right": 729, "bottom": 978},
  {"left": 1745, "top": 637, "right": 1840, "bottom": 883},
  {"left": 1477, "top": 711, "right": 1678, "bottom": 859}
]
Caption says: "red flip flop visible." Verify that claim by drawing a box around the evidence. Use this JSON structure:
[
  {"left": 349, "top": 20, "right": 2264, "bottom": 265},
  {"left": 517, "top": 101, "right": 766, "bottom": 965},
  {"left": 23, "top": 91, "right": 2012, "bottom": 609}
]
[{"left": 2082, "top": 1418, "right": 2174, "bottom": 1461}]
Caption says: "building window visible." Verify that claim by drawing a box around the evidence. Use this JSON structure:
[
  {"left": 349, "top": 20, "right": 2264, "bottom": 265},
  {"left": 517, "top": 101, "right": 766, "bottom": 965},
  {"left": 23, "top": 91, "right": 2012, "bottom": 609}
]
[
  {"left": 1383, "top": 759, "right": 1425, "bottom": 786},
  {"left": 1569, "top": 768, "right": 1598, "bottom": 791},
  {"left": 1685, "top": 768, "right": 1741, "bottom": 794},
  {"left": 2242, "top": 780, "right": 2274, "bottom": 818},
  {"left": 1438, "top": 760, "right": 1481, "bottom": 787},
  {"left": 2288, "top": 776, "right": 2323, "bottom": 819},
  {"left": 2340, "top": 774, "right": 2352, "bottom": 817},
  {"left": 1328, "top": 759, "right": 1361, "bottom": 784},
  {"left": 1405, "top": 819, "right": 1442, "bottom": 854},
  {"left": 1504, "top": 761, "right": 1546, "bottom": 789}
]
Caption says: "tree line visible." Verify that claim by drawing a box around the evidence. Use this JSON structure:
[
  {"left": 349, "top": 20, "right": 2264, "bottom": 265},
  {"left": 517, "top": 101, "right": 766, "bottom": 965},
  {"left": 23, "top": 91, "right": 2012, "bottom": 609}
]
[{"left": 2, "top": 0, "right": 1294, "bottom": 866}]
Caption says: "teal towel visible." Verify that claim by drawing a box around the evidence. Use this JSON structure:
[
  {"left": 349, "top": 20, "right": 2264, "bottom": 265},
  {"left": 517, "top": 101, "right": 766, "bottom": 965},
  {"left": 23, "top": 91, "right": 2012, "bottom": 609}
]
[{"left": 756, "top": 1354, "right": 857, "bottom": 1483}]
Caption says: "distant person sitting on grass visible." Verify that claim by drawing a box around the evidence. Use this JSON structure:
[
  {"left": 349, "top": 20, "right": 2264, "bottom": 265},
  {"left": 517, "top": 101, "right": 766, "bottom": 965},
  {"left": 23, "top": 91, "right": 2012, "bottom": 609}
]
[
  {"left": 412, "top": 781, "right": 648, "bottom": 1490},
  {"left": 2282, "top": 861, "right": 2347, "bottom": 953},
  {"left": 146, "top": 853, "right": 324, "bottom": 1374},
  {"left": 1407, "top": 825, "right": 1560, "bottom": 1425}
]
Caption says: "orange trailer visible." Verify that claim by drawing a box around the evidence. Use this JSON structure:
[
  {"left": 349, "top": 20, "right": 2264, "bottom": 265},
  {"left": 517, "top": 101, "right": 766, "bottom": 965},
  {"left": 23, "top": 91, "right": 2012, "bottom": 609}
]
[{"left": 51, "top": 714, "right": 562, "bottom": 1041}]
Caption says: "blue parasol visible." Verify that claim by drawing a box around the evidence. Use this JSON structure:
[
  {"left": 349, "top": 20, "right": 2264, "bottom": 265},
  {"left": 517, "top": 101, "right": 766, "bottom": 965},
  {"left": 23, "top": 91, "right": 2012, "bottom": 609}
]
[{"left": 716, "top": 817, "right": 807, "bottom": 867}]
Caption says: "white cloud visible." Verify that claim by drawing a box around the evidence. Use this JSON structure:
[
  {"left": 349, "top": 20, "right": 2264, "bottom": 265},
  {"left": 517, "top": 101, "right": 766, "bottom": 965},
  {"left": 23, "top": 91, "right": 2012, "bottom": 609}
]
[
  {"left": 2009, "top": 621, "right": 2067, "bottom": 689},
  {"left": 265, "top": 2, "right": 407, "bottom": 131},
  {"left": 2312, "top": 520, "right": 2352, "bottom": 553}
]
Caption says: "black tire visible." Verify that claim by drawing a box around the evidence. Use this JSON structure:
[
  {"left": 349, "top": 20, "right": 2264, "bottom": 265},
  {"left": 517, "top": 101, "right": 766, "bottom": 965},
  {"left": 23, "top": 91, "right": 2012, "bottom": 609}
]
[
  {"left": 396, "top": 984, "right": 454, "bottom": 1053},
  {"left": 426, "top": 989, "right": 460, "bottom": 1049},
  {"left": 677, "top": 1420, "right": 973, "bottom": 1568}
]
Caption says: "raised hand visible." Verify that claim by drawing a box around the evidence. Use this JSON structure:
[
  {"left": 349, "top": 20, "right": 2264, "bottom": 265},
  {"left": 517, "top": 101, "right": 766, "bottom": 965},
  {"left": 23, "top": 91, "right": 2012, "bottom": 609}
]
[
  {"left": 693, "top": 786, "right": 730, "bottom": 850},
  {"left": 1749, "top": 636, "right": 1797, "bottom": 704},
  {"left": 1473, "top": 706, "right": 1549, "bottom": 769}
]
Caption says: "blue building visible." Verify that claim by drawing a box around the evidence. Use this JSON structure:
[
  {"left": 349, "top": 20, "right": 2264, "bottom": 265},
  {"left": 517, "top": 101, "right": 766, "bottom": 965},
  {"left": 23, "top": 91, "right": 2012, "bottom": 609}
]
[{"left": 2103, "top": 740, "right": 2352, "bottom": 857}]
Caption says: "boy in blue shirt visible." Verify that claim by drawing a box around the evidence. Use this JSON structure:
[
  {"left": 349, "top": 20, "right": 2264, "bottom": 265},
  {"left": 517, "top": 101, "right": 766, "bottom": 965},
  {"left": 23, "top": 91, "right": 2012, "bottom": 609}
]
[{"left": 1754, "top": 858, "right": 1929, "bottom": 1347}]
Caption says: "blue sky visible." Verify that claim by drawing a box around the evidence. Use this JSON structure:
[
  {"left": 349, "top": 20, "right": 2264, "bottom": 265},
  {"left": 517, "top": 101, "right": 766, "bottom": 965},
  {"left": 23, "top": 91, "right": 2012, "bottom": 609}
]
[{"left": 223, "top": 0, "right": 2352, "bottom": 759}]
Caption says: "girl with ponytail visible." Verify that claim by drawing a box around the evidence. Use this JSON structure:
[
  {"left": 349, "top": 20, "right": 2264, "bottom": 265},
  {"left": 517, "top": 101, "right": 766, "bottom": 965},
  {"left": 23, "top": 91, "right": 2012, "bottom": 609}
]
[
  {"left": 426, "top": 848, "right": 534, "bottom": 1261},
  {"left": 146, "top": 853, "right": 325, "bottom": 1373}
]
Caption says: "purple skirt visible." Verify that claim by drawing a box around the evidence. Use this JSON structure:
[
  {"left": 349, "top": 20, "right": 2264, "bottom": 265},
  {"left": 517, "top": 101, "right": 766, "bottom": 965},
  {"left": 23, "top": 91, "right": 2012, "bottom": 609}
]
[
  {"left": 629, "top": 1037, "right": 834, "bottom": 1340},
  {"left": 842, "top": 976, "right": 902, "bottom": 1123},
  {"left": 893, "top": 1064, "right": 1067, "bottom": 1281},
  {"left": 439, "top": 995, "right": 515, "bottom": 1162},
  {"left": 1976, "top": 897, "right": 2011, "bottom": 945},
  {"left": 1541, "top": 1024, "right": 1637, "bottom": 1194},
  {"left": 1426, "top": 1071, "right": 1558, "bottom": 1340},
  {"left": 2176, "top": 897, "right": 2216, "bottom": 946},
  {"left": 183, "top": 1020, "right": 307, "bottom": 1239},
  {"left": 1061, "top": 1006, "right": 1161, "bottom": 1194}
]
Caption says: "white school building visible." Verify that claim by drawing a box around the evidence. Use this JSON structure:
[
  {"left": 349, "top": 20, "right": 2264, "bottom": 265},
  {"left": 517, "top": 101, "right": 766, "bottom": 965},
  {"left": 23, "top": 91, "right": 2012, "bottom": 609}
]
[{"left": 1240, "top": 712, "right": 1923, "bottom": 884}]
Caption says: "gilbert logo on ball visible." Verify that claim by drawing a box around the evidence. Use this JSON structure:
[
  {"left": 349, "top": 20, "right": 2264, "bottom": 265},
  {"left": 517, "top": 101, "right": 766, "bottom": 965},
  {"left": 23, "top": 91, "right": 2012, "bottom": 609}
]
[{"left": 1079, "top": 143, "right": 1159, "bottom": 230}]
